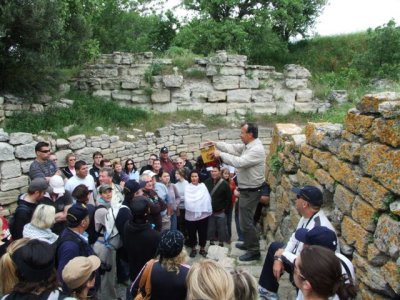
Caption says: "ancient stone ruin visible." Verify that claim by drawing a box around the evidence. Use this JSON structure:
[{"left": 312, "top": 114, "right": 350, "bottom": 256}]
[{"left": 74, "top": 50, "right": 330, "bottom": 116}]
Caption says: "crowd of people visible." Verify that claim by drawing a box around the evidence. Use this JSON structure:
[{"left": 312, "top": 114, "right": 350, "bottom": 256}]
[{"left": 0, "top": 122, "right": 358, "bottom": 300}]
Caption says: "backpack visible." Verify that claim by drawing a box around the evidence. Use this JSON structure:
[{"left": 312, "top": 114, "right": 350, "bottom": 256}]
[
  {"left": 86, "top": 204, "right": 104, "bottom": 245},
  {"left": 8, "top": 198, "right": 32, "bottom": 239},
  {"left": 102, "top": 203, "right": 129, "bottom": 250}
]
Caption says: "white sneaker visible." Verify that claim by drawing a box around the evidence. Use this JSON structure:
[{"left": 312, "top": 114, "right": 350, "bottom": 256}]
[{"left": 258, "top": 285, "right": 279, "bottom": 300}]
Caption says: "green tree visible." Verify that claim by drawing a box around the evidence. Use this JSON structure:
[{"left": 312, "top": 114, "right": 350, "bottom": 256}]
[
  {"left": 0, "top": 0, "right": 65, "bottom": 96},
  {"left": 182, "top": 0, "right": 327, "bottom": 41}
]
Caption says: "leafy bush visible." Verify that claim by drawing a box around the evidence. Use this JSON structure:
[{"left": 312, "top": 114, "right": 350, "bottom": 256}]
[{"left": 165, "top": 47, "right": 197, "bottom": 71}]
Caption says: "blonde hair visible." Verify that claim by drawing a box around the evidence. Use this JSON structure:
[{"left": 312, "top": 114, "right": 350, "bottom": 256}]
[
  {"left": 186, "top": 259, "right": 234, "bottom": 300},
  {"left": 0, "top": 238, "right": 30, "bottom": 294},
  {"left": 31, "top": 204, "right": 56, "bottom": 229},
  {"left": 231, "top": 269, "right": 258, "bottom": 300},
  {"left": 159, "top": 249, "right": 187, "bottom": 274}
]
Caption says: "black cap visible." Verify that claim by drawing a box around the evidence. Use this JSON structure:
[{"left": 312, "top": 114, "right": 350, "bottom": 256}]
[
  {"left": 67, "top": 204, "right": 89, "bottom": 228},
  {"left": 295, "top": 226, "right": 337, "bottom": 251},
  {"left": 160, "top": 146, "right": 168, "bottom": 153},
  {"left": 158, "top": 230, "right": 184, "bottom": 259},
  {"left": 292, "top": 185, "right": 323, "bottom": 207},
  {"left": 129, "top": 197, "right": 149, "bottom": 217},
  {"left": 125, "top": 180, "right": 146, "bottom": 195}
]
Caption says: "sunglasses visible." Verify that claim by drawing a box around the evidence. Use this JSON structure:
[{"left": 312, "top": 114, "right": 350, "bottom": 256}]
[
  {"left": 127, "top": 162, "right": 134, "bottom": 165},
  {"left": 39, "top": 149, "right": 50, "bottom": 153}
]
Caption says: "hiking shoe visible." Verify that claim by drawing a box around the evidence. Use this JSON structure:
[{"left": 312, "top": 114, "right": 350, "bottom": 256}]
[
  {"left": 235, "top": 242, "right": 247, "bottom": 250},
  {"left": 239, "top": 251, "right": 260, "bottom": 261},
  {"left": 199, "top": 249, "right": 207, "bottom": 257},
  {"left": 189, "top": 249, "right": 197, "bottom": 258}
]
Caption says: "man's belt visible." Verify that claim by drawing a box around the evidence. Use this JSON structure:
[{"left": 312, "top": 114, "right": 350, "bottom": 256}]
[{"left": 238, "top": 186, "right": 262, "bottom": 192}]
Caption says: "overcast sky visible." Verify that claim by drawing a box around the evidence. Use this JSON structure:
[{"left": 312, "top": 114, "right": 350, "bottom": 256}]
[{"left": 164, "top": 0, "right": 400, "bottom": 37}]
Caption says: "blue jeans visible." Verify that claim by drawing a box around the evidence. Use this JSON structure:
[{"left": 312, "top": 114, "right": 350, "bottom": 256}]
[{"left": 170, "top": 211, "right": 177, "bottom": 230}]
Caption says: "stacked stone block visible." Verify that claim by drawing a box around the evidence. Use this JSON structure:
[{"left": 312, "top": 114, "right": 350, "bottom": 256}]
[
  {"left": 74, "top": 50, "right": 329, "bottom": 117},
  {"left": 0, "top": 124, "right": 272, "bottom": 217},
  {"left": 264, "top": 92, "right": 400, "bottom": 299}
]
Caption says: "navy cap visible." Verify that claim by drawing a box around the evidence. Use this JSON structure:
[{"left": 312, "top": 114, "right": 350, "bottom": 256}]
[
  {"left": 295, "top": 226, "right": 337, "bottom": 251},
  {"left": 130, "top": 197, "right": 149, "bottom": 217},
  {"left": 292, "top": 185, "right": 323, "bottom": 207},
  {"left": 67, "top": 204, "right": 89, "bottom": 228},
  {"left": 158, "top": 230, "right": 184, "bottom": 259},
  {"left": 160, "top": 146, "right": 168, "bottom": 153},
  {"left": 125, "top": 180, "right": 146, "bottom": 195}
]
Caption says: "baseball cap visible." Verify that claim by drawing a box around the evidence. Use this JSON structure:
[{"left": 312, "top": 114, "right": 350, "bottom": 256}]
[
  {"left": 291, "top": 185, "right": 323, "bottom": 207},
  {"left": 125, "top": 180, "right": 146, "bottom": 195},
  {"left": 160, "top": 146, "right": 168, "bottom": 153},
  {"left": 67, "top": 204, "right": 89, "bottom": 228},
  {"left": 158, "top": 230, "right": 184, "bottom": 259},
  {"left": 295, "top": 226, "right": 337, "bottom": 251},
  {"left": 49, "top": 175, "right": 65, "bottom": 194},
  {"left": 62, "top": 255, "right": 100, "bottom": 290},
  {"left": 142, "top": 170, "right": 157, "bottom": 178},
  {"left": 28, "top": 178, "right": 49, "bottom": 193},
  {"left": 99, "top": 184, "right": 113, "bottom": 194}
]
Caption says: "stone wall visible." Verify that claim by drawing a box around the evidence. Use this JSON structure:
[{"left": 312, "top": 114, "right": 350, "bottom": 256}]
[
  {"left": 0, "top": 123, "right": 272, "bottom": 216},
  {"left": 74, "top": 50, "right": 330, "bottom": 117},
  {"left": 263, "top": 92, "right": 400, "bottom": 299}
]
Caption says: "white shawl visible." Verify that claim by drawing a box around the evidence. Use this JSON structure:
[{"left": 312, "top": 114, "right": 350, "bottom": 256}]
[{"left": 184, "top": 183, "right": 212, "bottom": 218}]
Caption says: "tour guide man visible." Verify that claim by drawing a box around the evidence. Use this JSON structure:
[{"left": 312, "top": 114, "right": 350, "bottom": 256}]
[{"left": 210, "top": 122, "right": 266, "bottom": 261}]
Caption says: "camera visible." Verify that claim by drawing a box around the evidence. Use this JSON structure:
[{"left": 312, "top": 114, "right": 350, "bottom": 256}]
[{"left": 99, "top": 261, "right": 112, "bottom": 275}]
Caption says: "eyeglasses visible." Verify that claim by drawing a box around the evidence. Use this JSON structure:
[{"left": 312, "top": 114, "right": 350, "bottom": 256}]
[
  {"left": 127, "top": 162, "right": 134, "bottom": 165},
  {"left": 39, "top": 149, "right": 50, "bottom": 153},
  {"left": 69, "top": 158, "right": 76, "bottom": 161}
]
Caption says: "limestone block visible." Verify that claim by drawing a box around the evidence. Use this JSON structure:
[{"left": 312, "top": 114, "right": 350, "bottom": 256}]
[
  {"left": 299, "top": 155, "right": 318, "bottom": 174},
  {"left": 210, "top": 51, "right": 228, "bottom": 63},
  {"left": 56, "top": 139, "right": 70, "bottom": 149},
  {"left": 390, "top": 200, "right": 400, "bottom": 216},
  {"left": 227, "top": 89, "right": 251, "bottom": 103},
  {"left": 341, "top": 130, "right": 367, "bottom": 144},
  {"left": 356, "top": 92, "right": 398, "bottom": 114},
  {"left": 20, "top": 160, "right": 33, "bottom": 173},
  {"left": 341, "top": 216, "right": 372, "bottom": 256},
  {"left": 296, "top": 169, "right": 320, "bottom": 188},
  {"left": 294, "top": 102, "right": 317, "bottom": 113},
  {"left": 305, "top": 122, "right": 343, "bottom": 150},
  {"left": 338, "top": 142, "right": 361, "bottom": 163},
  {"left": 191, "top": 90, "right": 208, "bottom": 102},
  {"left": 53, "top": 150, "right": 71, "bottom": 167},
  {"left": 284, "top": 64, "right": 311, "bottom": 79},
  {"left": 201, "top": 131, "right": 219, "bottom": 142},
  {"left": 121, "top": 78, "right": 140, "bottom": 90},
  {"left": 300, "top": 144, "right": 314, "bottom": 157},
  {"left": 276, "top": 102, "right": 294, "bottom": 115},
  {"left": 360, "top": 143, "right": 400, "bottom": 194},
  {"left": 314, "top": 169, "right": 335, "bottom": 192},
  {"left": 0, "top": 160, "right": 21, "bottom": 179},
  {"left": 111, "top": 91, "right": 132, "bottom": 101},
  {"left": 0, "top": 97, "right": 3, "bottom": 104},
  {"left": 207, "top": 91, "right": 226, "bottom": 103},
  {"left": 285, "top": 78, "right": 308, "bottom": 89},
  {"left": 14, "top": 143, "right": 35, "bottom": 159},
  {"left": 0, "top": 190, "right": 20, "bottom": 205},
  {"left": 9, "top": 132, "right": 33, "bottom": 145},
  {"left": 239, "top": 75, "right": 259, "bottom": 89},
  {"left": 329, "top": 90, "right": 348, "bottom": 104},
  {"left": 357, "top": 177, "right": 391, "bottom": 210},
  {"left": 378, "top": 100, "right": 400, "bottom": 118},
  {"left": 0, "top": 130, "right": 9, "bottom": 142},
  {"left": 328, "top": 156, "right": 360, "bottom": 192},
  {"left": 182, "top": 134, "right": 201, "bottom": 145},
  {"left": 227, "top": 54, "right": 247, "bottom": 63},
  {"left": 92, "top": 90, "right": 111, "bottom": 98},
  {"left": 0, "top": 143, "right": 15, "bottom": 161},
  {"left": 352, "top": 196, "right": 377, "bottom": 232},
  {"left": 218, "top": 129, "right": 240, "bottom": 140},
  {"left": 212, "top": 76, "right": 239, "bottom": 90},
  {"left": 344, "top": 109, "right": 374, "bottom": 140},
  {"left": 312, "top": 149, "right": 331, "bottom": 170},
  {"left": 219, "top": 66, "right": 245, "bottom": 76},
  {"left": 153, "top": 103, "right": 177, "bottom": 113},
  {"left": 367, "top": 243, "right": 389, "bottom": 267},
  {"left": 251, "top": 90, "right": 273, "bottom": 102},
  {"left": 374, "top": 214, "right": 400, "bottom": 259},
  {"left": 295, "top": 89, "right": 313, "bottom": 102},
  {"left": 381, "top": 260, "right": 400, "bottom": 294},
  {"left": 68, "top": 134, "right": 87, "bottom": 150},
  {"left": 252, "top": 103, "right": 277, "bottom": 114},
  {"left": 333, "top": 184, "right": 355, "bottom": 215},
  {"left": 128, "top": 65, "right": 149, "bottom": 76},
  {"left": 372, "top": 117, "right": 400, "bottom": 148},
  {"left": 151, "top": 89, "right": 170, "bottom": 103},
  {"left": 162, "top": 75, "right": 183, "bottom": 88},
  {"left": 101, "top": 79, "right": 118, "bottom": 90},
  {"left": 1, "top": 175, "right": 29, "bottom": 191},
  {"left": 353, "top": 253, "right": 398, "bottom": 298},
  {"left": 131, "top": 90, "right": 150, "bottom": 104},
  {"left": 203, "top": 103, "right": 227, "bottom": 115}
]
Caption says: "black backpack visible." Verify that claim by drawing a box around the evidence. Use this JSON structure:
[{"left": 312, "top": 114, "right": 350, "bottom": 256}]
[
  {"left": 86, "top": 204, "right": 105, "bottom": 245},
  {"left": 8, "top": 200, "right": 31, "bottom": 239}
]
